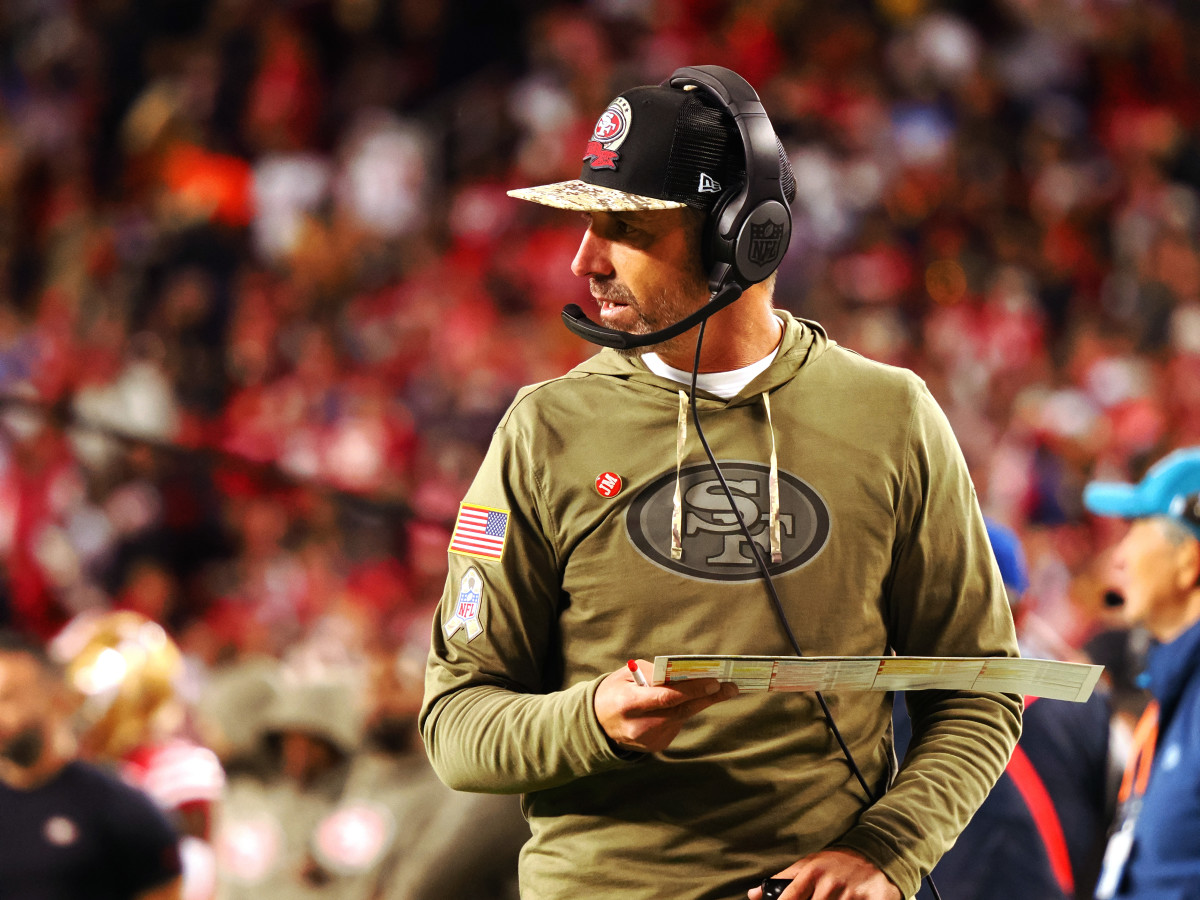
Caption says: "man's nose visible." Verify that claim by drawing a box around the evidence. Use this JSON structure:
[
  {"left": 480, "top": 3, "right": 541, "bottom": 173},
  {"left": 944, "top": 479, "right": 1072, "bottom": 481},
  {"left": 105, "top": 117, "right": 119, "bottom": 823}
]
[{"left": 571, "top": 227, "right": 613, "bottom": 279}]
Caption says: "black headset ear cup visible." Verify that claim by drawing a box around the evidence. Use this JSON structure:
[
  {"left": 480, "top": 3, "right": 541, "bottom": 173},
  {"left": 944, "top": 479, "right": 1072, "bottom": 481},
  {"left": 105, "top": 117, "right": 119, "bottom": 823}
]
[
  {"left": 669, "top": 65, "right": 791, "bottom": 292},
  {"left": 703, "top": 191, "right": 792, "bottom": 290},
  {"left": 731, "top": 199, "right": 791, "bottom": 284}
]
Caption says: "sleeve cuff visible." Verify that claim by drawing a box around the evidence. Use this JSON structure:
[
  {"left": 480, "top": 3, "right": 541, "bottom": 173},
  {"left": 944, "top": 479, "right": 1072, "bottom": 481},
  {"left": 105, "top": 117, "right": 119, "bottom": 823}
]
[{"left": 582, "top": 674, "right": 647, "bottom": 766}]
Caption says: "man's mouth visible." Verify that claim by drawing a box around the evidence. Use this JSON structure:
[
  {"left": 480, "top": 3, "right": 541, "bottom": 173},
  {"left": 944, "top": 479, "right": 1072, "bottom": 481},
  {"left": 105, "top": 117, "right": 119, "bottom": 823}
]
[{"left": 593, "top": 291, "right": 636, "bottom": 322}]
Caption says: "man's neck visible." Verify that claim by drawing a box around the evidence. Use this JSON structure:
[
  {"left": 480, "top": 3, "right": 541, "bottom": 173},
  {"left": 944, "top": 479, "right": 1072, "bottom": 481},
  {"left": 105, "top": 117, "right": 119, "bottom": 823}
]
[
  {"left": 653, "top": 289, "right": 782, "bottom": 372},
  {"left": 1151, "top": 590, "right": 1200, "bottom": 644}
]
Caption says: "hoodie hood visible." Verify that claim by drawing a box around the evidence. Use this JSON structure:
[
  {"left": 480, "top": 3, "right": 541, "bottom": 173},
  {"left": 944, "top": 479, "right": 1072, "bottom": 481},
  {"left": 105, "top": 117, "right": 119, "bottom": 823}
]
[{"left": 568, "top": 311, "right": 831, "bottom": 404}]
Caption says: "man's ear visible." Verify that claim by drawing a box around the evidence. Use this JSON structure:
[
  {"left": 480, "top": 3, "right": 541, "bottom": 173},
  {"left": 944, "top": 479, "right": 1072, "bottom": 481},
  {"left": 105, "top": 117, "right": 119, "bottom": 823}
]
[{"left": 1177, "top": 536, "right": 1200, "bottom": 591}]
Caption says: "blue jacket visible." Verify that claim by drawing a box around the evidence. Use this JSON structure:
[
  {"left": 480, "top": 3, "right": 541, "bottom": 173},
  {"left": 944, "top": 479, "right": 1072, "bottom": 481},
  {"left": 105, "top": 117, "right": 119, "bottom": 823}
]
[{"left": 1116, "top": 616, "right": 1200, "bottom": 899}]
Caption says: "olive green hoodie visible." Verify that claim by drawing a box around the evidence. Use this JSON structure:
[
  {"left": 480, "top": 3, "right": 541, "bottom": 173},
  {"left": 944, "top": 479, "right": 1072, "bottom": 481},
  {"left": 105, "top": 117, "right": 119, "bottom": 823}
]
[{"left": 420, "top": 312, "right": 1021, "bottom": 900}]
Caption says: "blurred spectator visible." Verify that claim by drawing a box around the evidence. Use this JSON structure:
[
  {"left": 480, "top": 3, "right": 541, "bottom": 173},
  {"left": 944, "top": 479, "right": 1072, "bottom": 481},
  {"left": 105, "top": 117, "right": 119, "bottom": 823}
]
[
  {"left": 209, "top": 653, "right": 523, "bottom": 900},
  {"left": 1083, "top": 448, "right": 1200, "bottom": 900},
  {"left": 0, "top": 628, "right": 184, "bottom": 900},
  {"left": 50, "top": 610, "right": 225, "bottom": 900},
  {"left": 362, "top": 641, "right": 526, "bottom": 900}
]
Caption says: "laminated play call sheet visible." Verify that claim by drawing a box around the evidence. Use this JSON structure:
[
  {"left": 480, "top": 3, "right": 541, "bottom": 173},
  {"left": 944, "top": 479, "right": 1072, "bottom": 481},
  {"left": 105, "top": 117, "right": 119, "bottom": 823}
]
[{"left": 650, "top": 655, "right": 1103, "bottom": 702}]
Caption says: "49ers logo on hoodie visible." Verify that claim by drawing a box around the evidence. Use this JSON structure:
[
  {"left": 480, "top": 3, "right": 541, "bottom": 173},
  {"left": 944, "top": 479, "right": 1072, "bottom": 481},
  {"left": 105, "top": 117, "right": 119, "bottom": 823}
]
[{"left": 626, "top": 462, "right": 830, "bottom": 581}]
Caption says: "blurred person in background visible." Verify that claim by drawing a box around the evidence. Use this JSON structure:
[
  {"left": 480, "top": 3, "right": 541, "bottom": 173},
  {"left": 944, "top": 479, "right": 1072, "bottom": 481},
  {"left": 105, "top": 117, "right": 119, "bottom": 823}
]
[
  {"left": 1083, "top": 448, "right": 1200, "bottom": 900},
  {"left": 212, "top": 662, "right": 469, "bottom": 900},
  {"left": 899, "top": 518, "right": 1119, "bottom": 900},
  {"left": 51, "top": 610, "right": 225, "bottom": 900},
  {"left": 194, "top": 649, "right": 283, "bottom": 783},
  {"left": 0, "top": 628, "right": 183, "bottom": 900},
  {"left": 213, "top": 667, "right": 396, "bottom": 899},
  {"left": 0, "top": 393, "right": 90, "bottom": 640},
  {"left": 201, "top": 640, "right": 525, "bottom": 900},
  {"left": 363, "top": 641, "right": 525, "bottom": 900}
]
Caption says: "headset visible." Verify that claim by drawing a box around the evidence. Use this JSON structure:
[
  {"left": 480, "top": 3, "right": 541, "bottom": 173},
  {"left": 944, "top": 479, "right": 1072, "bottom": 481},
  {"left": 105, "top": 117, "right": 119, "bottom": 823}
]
[
  {"left": 671, "top": 65, "right": 793, "bottom": 293},
  {"left": 560, "top": 65, "right": 793, "bottom": 350}
]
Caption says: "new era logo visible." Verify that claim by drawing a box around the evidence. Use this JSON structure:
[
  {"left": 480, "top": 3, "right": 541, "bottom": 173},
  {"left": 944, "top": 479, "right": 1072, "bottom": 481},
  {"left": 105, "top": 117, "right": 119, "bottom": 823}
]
[{"left": 698, "top": 172, "right": 721, "bottom": 193}]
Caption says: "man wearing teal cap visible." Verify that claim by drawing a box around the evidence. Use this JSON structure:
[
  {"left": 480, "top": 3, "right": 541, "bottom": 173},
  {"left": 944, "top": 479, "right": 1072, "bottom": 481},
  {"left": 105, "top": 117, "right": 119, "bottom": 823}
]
[{"left": 1084, "top": 447, "right": 1200, "bottom": 900}]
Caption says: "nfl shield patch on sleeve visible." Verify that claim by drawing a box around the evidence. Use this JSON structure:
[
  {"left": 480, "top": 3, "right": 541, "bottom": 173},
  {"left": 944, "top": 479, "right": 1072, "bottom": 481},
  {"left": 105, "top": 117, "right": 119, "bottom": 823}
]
[
  {"left": 448, "top": 503, "right": 510, "bottom": 560},
  {"left": 444, "top": 568, "right": 484, "bottom": 641}
]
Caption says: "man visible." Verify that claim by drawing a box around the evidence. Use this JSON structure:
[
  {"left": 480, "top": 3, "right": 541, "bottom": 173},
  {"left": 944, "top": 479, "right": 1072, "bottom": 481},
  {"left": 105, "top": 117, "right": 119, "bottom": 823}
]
[
  {"left": 420, "top": 65, "right": 1022, "bottom": 900},
  {"left": 898, "top": 519, "right": 1117, "bottom": 900},
  {"left": 0, "top": 629, "right": 183, "bottom": 900},
  {"left": 1084, "top": 447, "right": 1200, "bottom": 900}
]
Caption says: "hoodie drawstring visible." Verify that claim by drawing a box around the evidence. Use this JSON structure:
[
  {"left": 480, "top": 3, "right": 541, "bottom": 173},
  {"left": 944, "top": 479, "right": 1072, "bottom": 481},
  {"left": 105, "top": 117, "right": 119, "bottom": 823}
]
[
  {"left": 763, "top": 391, "right": 782, "bottom": 564},
  {"left": 670, "top": 389, "right": 781, "bottom": 565},
  {"left": 671, "top": 389, "right": 687, "bottom": 560}
]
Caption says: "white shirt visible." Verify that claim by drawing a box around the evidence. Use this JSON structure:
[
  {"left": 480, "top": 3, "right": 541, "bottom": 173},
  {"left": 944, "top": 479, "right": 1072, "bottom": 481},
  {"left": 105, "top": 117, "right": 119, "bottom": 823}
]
[{"left": 643, "top": 346, "right": 780, "bottom": 400}]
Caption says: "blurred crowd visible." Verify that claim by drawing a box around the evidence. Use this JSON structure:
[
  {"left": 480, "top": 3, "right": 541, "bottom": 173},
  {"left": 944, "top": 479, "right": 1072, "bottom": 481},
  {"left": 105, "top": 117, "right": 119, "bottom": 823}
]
[{"left": 3, "top": 0, "right": 1200, "bottom": 873}]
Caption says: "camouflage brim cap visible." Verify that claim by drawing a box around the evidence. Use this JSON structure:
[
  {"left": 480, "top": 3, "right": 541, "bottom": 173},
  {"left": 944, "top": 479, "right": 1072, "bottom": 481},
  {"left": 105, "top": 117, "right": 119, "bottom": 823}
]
[{"left": 507, "top": 84, "right": 740, "bottom": 213}]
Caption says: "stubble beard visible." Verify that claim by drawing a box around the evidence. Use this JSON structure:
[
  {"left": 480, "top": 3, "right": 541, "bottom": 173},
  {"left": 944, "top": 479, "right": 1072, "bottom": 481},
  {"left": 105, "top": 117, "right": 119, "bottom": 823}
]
[{"left": 592, "top": 275, "right": 710, "bottom": 361}]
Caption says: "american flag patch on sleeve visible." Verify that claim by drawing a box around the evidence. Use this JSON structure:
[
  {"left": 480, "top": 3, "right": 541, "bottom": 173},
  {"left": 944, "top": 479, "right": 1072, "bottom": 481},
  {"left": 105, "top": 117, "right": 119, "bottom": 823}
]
[{"left": 449, "top": 503, "right": 510, "bottom": 560}]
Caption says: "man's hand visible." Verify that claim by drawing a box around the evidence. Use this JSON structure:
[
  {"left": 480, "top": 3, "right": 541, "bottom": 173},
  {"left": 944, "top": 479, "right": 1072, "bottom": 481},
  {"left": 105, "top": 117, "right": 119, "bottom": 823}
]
[
  {"left": 747, "top": 849, "right": 901, "bottom": 900},
  {"left": 593, "top": 659, "right": 738, "bottom": 753}
]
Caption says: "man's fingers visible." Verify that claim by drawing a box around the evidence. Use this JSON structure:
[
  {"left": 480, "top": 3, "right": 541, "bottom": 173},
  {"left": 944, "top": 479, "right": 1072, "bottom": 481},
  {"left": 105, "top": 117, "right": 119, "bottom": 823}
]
[
  {"left": 596, "top": 663, "right": 740, "bottom": 752},
  {"left": 625, "top": 683, "right": 738, "bottom": 720},
  {"left": 632, "top": 678, "right": 734, "bottom": 711},
  {"left": 766, "top": 850, "right": 899, "bottom": 900}
]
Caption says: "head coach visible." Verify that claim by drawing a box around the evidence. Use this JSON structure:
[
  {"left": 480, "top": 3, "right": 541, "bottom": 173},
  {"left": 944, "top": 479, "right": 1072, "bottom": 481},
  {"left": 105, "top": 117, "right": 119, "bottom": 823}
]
[{"left": 419, "top": 65, "right": 1022, "bottom": 900}]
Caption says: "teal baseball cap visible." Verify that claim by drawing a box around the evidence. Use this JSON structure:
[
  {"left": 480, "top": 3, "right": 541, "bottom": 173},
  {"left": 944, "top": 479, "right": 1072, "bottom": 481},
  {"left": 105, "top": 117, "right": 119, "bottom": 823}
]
[{"left": 1083, "top": 447, "right": 1200, "bottom": 540}]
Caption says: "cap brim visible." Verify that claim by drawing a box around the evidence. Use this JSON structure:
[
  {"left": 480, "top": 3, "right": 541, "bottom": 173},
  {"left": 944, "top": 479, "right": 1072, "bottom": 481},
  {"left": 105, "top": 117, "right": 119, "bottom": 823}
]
[
  {"left": 507, "top": 180, "right": 686, "bottom": 212},
  {"left": 1082, "top": 482, "right": 1150, "bottom": 518}
]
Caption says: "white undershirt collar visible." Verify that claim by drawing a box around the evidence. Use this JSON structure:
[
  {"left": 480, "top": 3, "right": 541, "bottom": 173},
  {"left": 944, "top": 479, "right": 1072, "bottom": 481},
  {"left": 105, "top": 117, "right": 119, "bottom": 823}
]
[{"left": 643, "top": 345, "right": 779, "bottom": 400}]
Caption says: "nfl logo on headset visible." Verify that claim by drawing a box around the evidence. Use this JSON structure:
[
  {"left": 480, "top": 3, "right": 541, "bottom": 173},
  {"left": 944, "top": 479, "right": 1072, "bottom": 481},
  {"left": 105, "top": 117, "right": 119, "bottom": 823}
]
[{"left": 748, "top": 219, "right": 786, "bottom": 268}]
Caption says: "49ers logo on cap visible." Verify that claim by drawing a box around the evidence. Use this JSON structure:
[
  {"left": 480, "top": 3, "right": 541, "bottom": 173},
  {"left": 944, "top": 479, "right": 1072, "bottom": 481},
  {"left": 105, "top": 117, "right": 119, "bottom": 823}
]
[{"left": 584, "top": 97, "right": 633, "bottom": 171}]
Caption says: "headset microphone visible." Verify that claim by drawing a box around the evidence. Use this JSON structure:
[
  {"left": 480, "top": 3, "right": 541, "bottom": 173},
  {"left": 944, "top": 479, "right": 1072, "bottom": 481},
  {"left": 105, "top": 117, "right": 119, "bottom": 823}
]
[{"left": 560, "top": 282, "right": 744, "bottom": 350}]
